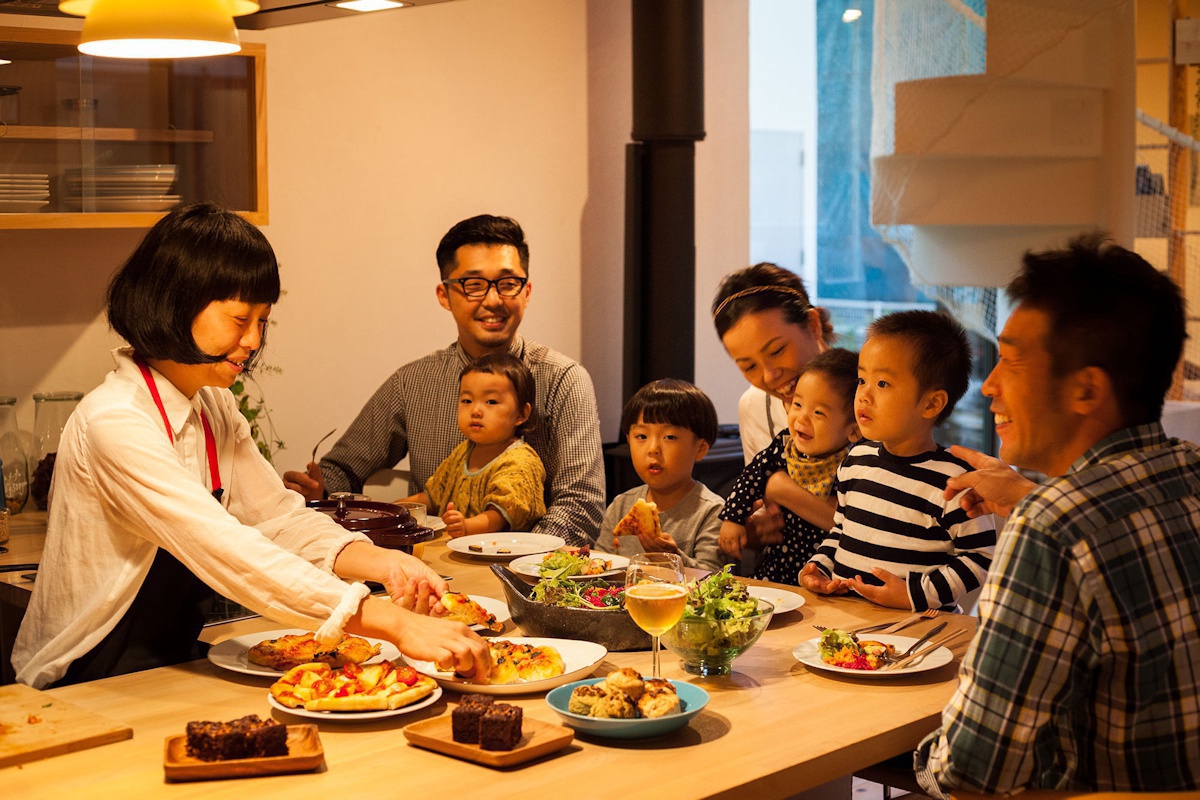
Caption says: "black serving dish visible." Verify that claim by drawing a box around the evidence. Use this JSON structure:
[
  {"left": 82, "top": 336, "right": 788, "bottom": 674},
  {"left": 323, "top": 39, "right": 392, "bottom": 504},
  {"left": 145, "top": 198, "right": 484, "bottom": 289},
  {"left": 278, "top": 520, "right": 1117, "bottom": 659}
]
[
  {"left": 490, "top": 563, "right": 651, "bottom": 651},
  {"left": 308, "top": 496, "right": 434, "bottom": 553}
]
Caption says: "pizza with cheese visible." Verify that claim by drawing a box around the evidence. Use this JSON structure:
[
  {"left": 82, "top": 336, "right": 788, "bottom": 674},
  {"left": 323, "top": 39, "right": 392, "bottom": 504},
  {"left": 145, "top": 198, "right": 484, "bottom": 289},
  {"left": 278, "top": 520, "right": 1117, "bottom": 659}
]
[
  {"left": 248, "top": 632, "right": 382, "bottom": 671},
  {"left": 438, "top": 638, "right": 566, "bottom": 685},
  {"left": 612, "top": 497, "right": 661, "bottom": 548},
  {"left": 269, "top": 660, "right": 437, "bottom": 712},
  {"left": 438, "top": 591, "right": 503, "bottom": 631}
]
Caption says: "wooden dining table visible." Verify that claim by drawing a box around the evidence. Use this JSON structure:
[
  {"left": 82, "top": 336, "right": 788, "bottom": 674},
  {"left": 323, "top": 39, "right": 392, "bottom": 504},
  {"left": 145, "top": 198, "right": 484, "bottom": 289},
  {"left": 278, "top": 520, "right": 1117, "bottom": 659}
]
[{"left": 1, "top": 522, "right": 976, "bottom": 799}]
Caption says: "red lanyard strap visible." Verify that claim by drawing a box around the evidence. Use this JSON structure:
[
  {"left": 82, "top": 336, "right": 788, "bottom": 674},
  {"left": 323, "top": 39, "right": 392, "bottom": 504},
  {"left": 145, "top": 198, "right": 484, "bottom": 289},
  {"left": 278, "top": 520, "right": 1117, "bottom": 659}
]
[{"left": 134, "top": 353, "right": 223, "bottom": 502}]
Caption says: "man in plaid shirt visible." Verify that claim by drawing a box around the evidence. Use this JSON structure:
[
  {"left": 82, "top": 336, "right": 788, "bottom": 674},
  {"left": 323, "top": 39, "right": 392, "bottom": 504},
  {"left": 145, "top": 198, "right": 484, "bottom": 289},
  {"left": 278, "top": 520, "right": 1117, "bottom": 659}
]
[
  {"left": 914, "top": 235, "right": 1200, "bottom": 794},
  {"left": 285, "top": 215, "right": 604, "bottom": 546}
]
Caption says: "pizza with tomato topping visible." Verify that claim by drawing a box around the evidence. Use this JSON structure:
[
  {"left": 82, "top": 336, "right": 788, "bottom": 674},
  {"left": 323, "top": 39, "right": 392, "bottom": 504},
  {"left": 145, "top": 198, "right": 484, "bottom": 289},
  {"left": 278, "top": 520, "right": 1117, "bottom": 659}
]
[
  {"left": 248, "top": 632, "right": 382, "bottom": 671},
  {"left": 269, "top": 660, "right": 437, "bottom": 711}
]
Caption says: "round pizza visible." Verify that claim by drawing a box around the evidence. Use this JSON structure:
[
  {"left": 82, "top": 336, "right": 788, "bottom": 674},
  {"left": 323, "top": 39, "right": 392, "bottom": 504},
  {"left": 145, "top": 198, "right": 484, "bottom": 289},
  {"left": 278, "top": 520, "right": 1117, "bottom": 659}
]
[{"left": 269, "top": 659, "right": 437, "bottom": 711}]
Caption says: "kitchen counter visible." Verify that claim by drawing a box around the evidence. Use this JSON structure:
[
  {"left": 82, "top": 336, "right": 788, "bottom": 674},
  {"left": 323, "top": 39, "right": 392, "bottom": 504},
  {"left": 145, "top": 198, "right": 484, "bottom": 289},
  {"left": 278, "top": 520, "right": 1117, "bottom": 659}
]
[
  {"left": 1, "top": 528, "right": 974, "bottom": 798},
  {"left": 0, "top": 509, "right": 44, "bottom": 684}
]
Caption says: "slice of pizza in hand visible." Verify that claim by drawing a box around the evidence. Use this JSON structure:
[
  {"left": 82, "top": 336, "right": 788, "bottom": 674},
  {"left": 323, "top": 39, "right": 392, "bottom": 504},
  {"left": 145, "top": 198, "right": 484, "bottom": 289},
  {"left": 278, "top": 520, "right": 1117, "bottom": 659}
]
[
  {"left": 612, "top": 497, "right": 661, "bottom": 548},
  {"left": 439, "top": 591, "right": 503, "bottom": 632}
]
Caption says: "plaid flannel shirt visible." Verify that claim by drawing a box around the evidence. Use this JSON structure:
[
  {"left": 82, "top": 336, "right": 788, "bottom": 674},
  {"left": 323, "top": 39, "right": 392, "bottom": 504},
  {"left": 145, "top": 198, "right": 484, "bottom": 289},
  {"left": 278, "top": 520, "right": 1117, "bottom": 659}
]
[{"left": 916, "top": 423, "right": 1200, "bottom": 795}]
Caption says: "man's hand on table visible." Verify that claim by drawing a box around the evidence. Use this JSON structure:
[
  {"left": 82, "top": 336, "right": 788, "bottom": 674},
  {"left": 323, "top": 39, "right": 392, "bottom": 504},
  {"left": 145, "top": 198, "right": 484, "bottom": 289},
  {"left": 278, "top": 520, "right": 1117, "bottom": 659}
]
[{"left": 283, "top": 461, "right": 326, "bottom": 503}]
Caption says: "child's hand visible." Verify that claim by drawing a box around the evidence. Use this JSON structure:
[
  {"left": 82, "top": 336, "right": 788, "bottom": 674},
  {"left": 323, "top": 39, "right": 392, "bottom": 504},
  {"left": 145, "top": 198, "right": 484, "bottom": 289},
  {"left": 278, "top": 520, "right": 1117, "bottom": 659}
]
[
  {"left": 718, "top": 521, "right": 747, "bottom": 559},
  {"left": 638, "top": 529, "right": 680, "bottom": 555},
  {"left": 847, "top": 567, "right": 909, "bottom": 608},
  {"left": 799, "top": 562, "right": 850, "bottom": 595},
  {"left": 442, "top": 502, "right": 466, "bottom": 538}
]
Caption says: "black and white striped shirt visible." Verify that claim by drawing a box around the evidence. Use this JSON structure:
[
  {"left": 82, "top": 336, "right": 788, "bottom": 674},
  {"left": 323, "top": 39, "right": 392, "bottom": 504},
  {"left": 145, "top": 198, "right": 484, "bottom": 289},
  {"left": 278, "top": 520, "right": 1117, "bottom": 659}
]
[
  {"left": 319, "top": 336, "right": 605, "bottom": 545},
  {"left": 810, "top": 440, "right": 997, "bottom": 611}
]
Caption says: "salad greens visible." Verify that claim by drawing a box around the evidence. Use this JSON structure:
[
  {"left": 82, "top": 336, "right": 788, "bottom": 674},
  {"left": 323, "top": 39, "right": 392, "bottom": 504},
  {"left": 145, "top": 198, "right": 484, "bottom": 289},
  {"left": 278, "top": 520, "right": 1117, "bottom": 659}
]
[
  {"left": 671, "top": 566, "right": 766, "bottom": 654},
  {"left": 537, "top": 547, "right": 611, "bottom": 579},
  {"left": 531, "top": 577, "right": 624, "bottom": 609},
  {"left": 817, "top": 628, "right": 857, "bottom": 662}
]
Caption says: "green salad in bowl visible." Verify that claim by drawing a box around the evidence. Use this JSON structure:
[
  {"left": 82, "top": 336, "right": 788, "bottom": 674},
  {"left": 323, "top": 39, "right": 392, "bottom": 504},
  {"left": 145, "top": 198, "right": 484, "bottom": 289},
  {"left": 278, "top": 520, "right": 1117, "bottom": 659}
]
[{"left": 660, "top": 567, "right": 774, "bottom": 676}]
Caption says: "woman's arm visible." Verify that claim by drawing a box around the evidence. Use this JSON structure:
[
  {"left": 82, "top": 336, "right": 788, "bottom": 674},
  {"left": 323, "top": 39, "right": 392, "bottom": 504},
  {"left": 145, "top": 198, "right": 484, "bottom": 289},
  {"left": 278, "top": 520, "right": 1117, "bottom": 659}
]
[
  {"left": 764, "top": 471, "right": 837, "bottom": 530},
  {"left": 332, "top": 540, "right": 448, "bottom": 600}
]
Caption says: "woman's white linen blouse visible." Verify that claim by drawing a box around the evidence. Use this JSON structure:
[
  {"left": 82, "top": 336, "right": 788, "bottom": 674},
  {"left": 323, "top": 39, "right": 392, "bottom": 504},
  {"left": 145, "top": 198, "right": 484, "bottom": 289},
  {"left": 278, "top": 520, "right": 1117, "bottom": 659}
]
[
  {"left": 737, "top": 385, "right": 788, "bottom": 463},
  {"left": 14, "top": 348, "right": 371, "bottom": 688}
]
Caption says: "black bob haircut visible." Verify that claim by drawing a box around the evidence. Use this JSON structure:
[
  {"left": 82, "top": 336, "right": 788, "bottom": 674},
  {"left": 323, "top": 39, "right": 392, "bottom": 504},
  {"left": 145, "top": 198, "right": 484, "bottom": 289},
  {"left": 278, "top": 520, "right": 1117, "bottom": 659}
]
[
  {"left": 436, "top": 214, "right": 530, "bottom": 279},
  {"left": 620, "top": 379, "right": 719, "bottom": 446},
  {"left": 106, "top": 203, "right": 280, "bottom": 372},
  {"left": 460, "top": 352, "right": 538, "bottom": 436}
]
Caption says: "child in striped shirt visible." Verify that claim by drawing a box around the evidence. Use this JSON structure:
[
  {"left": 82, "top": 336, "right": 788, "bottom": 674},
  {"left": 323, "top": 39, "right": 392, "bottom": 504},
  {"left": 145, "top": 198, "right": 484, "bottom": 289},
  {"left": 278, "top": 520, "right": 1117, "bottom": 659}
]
[{"left": 801, "top": 311, "right": 996, "bottom": 611}]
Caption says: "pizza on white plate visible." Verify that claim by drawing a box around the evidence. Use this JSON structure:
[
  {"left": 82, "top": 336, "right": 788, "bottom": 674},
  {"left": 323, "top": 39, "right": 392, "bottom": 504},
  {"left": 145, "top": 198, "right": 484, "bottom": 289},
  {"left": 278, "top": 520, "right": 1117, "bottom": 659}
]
[
  {"left": 438, "top": 591, "right": 503, "bottom": 632},
  {"left": 437, "top": 638, "right": 565, "bottom": 685},
  {"left": 247, "top": 631, "right": 382, "bottom": 671},
  {"left": 269, "top": 659, "right": 437, "bottom": 711}
]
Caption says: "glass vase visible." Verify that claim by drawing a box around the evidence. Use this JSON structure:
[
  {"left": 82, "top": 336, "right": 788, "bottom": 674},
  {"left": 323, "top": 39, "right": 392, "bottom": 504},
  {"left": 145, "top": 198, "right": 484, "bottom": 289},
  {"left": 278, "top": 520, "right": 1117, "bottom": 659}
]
[
  {"left": 0, "top": 396, "right": 28, "bottom": 513},
  {"left": 31, "top": 391, "right": 82, "bottom": 511}
]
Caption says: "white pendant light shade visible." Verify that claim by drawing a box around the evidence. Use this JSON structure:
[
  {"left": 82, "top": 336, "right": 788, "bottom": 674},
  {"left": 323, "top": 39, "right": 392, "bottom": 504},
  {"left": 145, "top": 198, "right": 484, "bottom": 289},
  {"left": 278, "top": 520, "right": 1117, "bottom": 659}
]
[{"left": 59, "top": 0, "right": 260, "bottom": 60}]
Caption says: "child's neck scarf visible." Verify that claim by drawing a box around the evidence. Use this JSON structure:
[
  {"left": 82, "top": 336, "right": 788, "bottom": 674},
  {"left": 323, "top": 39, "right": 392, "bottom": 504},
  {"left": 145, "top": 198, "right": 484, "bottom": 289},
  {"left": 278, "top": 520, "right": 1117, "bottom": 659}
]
[{"left": 784, "top": 438, "right": 850, "bottom": 498}]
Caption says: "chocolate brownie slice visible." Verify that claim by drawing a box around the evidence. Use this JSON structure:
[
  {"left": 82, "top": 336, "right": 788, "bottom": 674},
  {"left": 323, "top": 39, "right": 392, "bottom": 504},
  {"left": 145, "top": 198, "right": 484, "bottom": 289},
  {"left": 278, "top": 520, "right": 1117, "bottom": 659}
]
[
  {"left": 451, "top": 695, "right": 494, "bottom": 744},
  {"left": 185, "top": 714, "right": 288, "bottom": 761},
  {"left": 479, "top": 703, "right": 523, "bottom": 751}
]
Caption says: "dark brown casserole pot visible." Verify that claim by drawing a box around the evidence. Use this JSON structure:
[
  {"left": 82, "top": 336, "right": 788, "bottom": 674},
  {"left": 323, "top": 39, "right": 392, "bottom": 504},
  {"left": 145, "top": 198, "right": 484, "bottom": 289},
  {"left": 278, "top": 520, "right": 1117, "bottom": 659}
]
[{"left": 308, "top": 495, "right": 434, "bottom": 553}]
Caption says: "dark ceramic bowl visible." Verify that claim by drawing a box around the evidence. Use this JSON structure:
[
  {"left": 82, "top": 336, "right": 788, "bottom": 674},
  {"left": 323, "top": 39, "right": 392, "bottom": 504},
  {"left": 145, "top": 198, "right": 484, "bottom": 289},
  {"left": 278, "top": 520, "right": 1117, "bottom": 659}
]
[
  {"left": 308, "top": 497, "right": 434, "bottom": 553},
  {"left": 490, "top": 563, "right": 652, "bottom": 651}
]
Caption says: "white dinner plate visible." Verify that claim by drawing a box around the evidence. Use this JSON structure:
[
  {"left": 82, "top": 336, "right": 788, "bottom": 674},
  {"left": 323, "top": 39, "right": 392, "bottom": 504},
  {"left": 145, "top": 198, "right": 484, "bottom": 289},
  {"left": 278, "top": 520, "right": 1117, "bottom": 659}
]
[
  {"left": 267, "top": 684, "right": 441, "bottom": 721},
  {"left": 446, "top": 532, "right": 565, "bottom": 559},
  {"left": 748, "top": 586, "right": 806, "bottom": 615},
  {"left": 207, "top": 628, "right": 401, "bottom": 678},
  {"left": 792, "top": 633, "right": 954, "bottom": 677},
  {"left": 407, "top": 636, "right": 607, "bottom": 695},
  {"left": 508, "top": 551, "right": 629, "bottom": 582},
  {"left": 460, "top": 595, "right": 511, "bottom": 632},
  {"left": 423, "top": 515, "right": 446, "bottom": 533}
]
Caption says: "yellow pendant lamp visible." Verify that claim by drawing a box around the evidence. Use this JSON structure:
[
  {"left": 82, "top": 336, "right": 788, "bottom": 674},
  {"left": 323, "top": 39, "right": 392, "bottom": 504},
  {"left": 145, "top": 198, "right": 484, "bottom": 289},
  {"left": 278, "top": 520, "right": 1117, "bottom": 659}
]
[{"left": 59, "top": 0, "right": 260, "bottom": 59}]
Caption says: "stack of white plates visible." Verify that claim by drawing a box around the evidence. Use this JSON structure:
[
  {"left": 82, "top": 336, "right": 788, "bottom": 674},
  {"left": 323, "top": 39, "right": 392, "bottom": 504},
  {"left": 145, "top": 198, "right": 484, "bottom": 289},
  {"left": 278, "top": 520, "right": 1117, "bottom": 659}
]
[
  {"left": 0, "top": 173, "right": 50, "bottom": 213},
  {"left": 63, "top": 164, "right": 180, "bottom": 212}
]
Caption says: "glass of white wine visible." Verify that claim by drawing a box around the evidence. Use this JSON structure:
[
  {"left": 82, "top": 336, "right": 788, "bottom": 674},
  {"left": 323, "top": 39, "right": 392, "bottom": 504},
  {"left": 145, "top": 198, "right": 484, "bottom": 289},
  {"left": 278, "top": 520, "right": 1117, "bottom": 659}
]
[{"left": 624, "top": 552, "right": 688, "bottom": 678}]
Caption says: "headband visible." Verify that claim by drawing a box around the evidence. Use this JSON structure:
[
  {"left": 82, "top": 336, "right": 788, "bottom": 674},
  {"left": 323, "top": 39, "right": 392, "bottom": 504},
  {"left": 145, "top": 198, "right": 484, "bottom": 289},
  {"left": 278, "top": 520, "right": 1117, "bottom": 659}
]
[{"left": 712, "top": 285, "right": 811, "bottom": 320}]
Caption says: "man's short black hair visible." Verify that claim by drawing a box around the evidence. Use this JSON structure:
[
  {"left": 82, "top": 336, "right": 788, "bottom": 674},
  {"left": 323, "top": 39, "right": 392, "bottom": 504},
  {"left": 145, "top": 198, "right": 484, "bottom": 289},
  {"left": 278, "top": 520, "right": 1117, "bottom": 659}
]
[
  {"left": 436, "top": 215, "right": 530, "bottom": 279},
  {"left": 106, "top": 203, "right": 280, "bottom": 371},
  {"left": 866, "top": 310, "right": 972, "bottom": 425},
  {"left": 460, "top": 352, "right": 538, "bottom": 436},
  {"left": 619, "top": 379, "right": 719, "bottom": 446},
  {"left": 1009, "top": 233, "right": 1186, "bottom": 426}
]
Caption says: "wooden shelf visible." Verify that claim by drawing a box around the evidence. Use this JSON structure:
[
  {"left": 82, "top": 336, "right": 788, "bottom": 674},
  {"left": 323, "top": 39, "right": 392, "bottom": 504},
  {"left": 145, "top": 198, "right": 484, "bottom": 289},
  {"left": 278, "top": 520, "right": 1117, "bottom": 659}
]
[{"left": 0, "top": 126, "right": 214, "bottom": 143}]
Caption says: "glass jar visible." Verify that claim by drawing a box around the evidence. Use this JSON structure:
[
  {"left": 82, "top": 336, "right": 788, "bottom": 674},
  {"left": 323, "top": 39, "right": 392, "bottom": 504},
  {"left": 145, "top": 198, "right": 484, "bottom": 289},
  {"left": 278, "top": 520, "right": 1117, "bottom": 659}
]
[
  {"left": 31, "top": 391, "right": 83, "bottom": 511},
  {"left": 0, "top": 396, "right": 28, "bottom": 514}
]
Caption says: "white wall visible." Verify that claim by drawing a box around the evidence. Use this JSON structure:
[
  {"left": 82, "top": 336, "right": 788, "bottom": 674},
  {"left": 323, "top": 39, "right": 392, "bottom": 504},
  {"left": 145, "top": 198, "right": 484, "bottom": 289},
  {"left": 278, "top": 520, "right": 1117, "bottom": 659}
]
[{"left": 0, "top": 0, "right": 751, "bottom": 478}]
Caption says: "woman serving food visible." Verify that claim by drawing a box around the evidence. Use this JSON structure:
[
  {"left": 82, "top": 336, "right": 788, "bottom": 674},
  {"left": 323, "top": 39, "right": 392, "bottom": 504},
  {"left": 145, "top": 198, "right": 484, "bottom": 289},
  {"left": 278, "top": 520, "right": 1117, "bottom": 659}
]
[{"left": 12, "top": 203, "right": 491, "bottom": 689}]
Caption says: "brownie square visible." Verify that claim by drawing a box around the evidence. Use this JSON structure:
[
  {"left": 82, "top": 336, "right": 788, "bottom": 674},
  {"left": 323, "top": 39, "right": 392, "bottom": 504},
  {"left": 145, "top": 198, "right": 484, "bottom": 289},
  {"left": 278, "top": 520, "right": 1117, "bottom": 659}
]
[
  {"left": 185, "top": 714, "right": 287, "bottom": 761},
  {"left": 479, "top": 703, "right": 523, "bottom": 751},
  {"left": 451, "top": 701, "right": 490, "bottom": 744}
]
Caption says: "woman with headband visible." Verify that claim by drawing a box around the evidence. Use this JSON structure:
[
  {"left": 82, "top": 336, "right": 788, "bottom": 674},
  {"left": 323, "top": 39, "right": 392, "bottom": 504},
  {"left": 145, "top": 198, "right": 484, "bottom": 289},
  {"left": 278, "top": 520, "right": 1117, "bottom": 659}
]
[{"left": 710, "top": 263, "right": 837, "bottom": 565}]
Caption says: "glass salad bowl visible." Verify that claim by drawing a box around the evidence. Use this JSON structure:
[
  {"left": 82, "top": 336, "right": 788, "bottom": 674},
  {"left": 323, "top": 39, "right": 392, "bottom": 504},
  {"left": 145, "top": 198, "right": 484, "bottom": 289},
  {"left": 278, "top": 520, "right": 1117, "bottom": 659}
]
[{"left": 660, "top": 598, "right": 774, "bottom": 676}]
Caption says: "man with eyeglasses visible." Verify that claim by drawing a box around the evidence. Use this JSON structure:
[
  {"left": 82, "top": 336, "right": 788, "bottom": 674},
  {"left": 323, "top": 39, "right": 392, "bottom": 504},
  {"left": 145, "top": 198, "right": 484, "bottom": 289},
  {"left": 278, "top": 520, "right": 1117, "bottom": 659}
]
[{"left": 284, "top": 215, "right": 605, "bottom": 546}]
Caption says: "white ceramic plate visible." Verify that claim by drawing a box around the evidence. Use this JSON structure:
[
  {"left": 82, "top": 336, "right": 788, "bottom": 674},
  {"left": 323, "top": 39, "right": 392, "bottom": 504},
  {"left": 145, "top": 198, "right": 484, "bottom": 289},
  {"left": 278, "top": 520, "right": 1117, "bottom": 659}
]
[
  {"left": 460, "top": 595, "right": 511, "bottom": 632},
  {"left": 407, "top": 636, "right": 607, "bottom": 695},
  {"left": 447, "top": 532, "right": 565, "bottom": 559},
  {"left": 207, "top": 628, "right": 401, "bottom": 678},
  {"left": 747, "top": 586, "right": 806, "bottom": 615},
  {"left": 792, "top": 633, "right": 954, "bottom": 677},
  {"left": 424, "top": 515, "right": 446, "bottom": 533},
  {"left": 508, "top": 551, "right": 629, "bottom": 582},
  {"left": 267, "top": 685, "right": 442, "bottom": 721}
]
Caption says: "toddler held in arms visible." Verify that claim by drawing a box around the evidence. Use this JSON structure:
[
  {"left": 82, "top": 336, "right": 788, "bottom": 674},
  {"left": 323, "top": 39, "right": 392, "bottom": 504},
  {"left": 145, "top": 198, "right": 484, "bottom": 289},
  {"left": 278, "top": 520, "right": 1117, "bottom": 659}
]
[
  {"left": 718, "top": 349, "right": 860, "bottom": 585},
  {"left": 401, "top": 353, "right": 545, "bottom": 538},
  {"left": 596, "top": 380, "right": 725, "bottom": 572},
  {"left": 801, "top": 311, "right": 996, "bottom": 611}
]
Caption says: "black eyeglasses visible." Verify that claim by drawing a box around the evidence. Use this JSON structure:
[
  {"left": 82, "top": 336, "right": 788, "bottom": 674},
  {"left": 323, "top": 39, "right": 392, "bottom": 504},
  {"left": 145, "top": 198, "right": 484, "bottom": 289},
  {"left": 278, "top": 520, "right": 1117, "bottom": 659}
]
[{"left": 441, "top": 276, "right": 528, "bottom": 299}]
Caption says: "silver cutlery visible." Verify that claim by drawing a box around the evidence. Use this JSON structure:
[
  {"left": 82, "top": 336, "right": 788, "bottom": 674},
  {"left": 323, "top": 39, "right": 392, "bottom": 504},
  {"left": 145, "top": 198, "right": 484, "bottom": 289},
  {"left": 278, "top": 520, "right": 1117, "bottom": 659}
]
[
  {"left": 881, "top": 608, "right": 940, "bottom": 634},
  {"left": 883, "top": 627, "right": 966, "bottom": 670},
  {"left": 881, "top": 620, "right": 948, "bottom": 665},
  {"left": 310, "top": 427, "right": 337, "bottom": 464}
]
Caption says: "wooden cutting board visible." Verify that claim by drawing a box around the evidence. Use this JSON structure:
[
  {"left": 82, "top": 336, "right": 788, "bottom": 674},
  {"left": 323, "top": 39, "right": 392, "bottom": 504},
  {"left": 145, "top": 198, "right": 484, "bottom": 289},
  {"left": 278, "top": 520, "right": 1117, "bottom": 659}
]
[{"left": 0, "top": 683, "right": 133, "bottom": 768}]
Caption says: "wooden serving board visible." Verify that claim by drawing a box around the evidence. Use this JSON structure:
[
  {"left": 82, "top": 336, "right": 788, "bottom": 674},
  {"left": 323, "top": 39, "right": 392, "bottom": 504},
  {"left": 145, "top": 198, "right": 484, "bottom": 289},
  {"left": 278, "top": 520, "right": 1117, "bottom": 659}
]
[
  {"left": 0, "top": 683, "right": 133, "bottom": 768},
  {"left": 403, "top": 715, "right": 574, "bottom": 767},
  {"left": 163, "top": 725, "right": 324, "bottom": 782}
]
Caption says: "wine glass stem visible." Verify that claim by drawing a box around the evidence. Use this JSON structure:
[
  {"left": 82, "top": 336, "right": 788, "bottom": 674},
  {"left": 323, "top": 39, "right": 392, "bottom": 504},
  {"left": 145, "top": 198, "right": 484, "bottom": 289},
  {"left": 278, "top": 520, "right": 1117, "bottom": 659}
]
[{"left": 651, "top": 635, "right": 661, "bottom": 678}]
